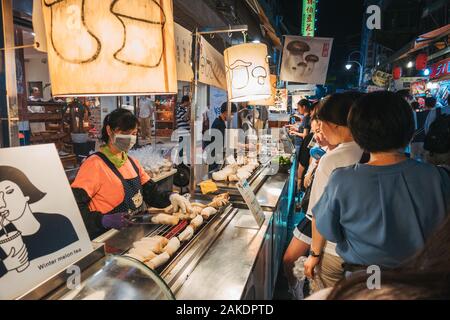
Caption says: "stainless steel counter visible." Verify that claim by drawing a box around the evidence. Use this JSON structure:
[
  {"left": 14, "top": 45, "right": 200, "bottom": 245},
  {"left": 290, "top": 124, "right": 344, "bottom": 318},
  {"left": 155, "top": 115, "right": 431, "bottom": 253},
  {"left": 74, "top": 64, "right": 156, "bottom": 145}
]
[
  {"left": 175, "top": 210, "right": 272, "bottom": 300},
  {"left": 255, "top": 172, "right": 289, "bottom": 210},
  {"left": 175, "top": 165, "right": 295, "bottom": 300}
]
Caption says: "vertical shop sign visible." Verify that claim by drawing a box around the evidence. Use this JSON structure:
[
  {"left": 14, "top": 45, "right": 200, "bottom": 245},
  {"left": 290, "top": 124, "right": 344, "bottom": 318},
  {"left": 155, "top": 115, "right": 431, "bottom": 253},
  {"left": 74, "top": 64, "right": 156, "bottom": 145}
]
[{"left": 301, "top": 0, "right": 317, "bottom": 37}]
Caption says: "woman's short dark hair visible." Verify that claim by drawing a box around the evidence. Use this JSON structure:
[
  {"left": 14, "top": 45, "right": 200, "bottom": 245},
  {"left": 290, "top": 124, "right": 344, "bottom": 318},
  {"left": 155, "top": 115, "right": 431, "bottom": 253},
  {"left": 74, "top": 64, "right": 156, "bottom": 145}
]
[
  {"left": 298, "top": 99, "right": 314, "bottom": 113},
  {"left": 316, "top": 92, "right": 363, "bottom": 127},
  {"left": 425, "top": 97, "right": 437, "bottom": 109},
  {"left": 348, "top": 91, "right": 415, "bottom": 153},
  {"left": 181, "top": 95, "right": 190, "bottom": 104},
  {"left": 0, "top": 166, "right": 46, "bottom": 204},
  {"left": 101, "top": 109, "right": 139, "bottom": 144},
  {"left": 220, "top": 102, "right": 237, "bottom": 114}
]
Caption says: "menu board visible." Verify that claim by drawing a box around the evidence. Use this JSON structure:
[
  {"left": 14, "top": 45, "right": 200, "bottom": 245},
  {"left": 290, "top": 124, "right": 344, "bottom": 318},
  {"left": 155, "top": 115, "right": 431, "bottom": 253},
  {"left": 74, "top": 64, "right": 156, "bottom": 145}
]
[{"left": 236, "top": 180, "right": 265, "bottom": 228}]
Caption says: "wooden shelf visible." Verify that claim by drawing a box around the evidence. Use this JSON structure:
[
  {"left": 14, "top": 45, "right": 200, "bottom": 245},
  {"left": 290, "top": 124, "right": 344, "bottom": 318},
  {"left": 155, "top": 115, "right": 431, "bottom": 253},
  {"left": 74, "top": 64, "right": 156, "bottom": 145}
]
[
  {"left": 27, "top": 101, "right": 67, "bottom": 107},
  {"left": 28, "top": 113, "right": 63, "bottom": 121},
  {"left": 30, "top": 132, "right": 68, "bottom": 143}
]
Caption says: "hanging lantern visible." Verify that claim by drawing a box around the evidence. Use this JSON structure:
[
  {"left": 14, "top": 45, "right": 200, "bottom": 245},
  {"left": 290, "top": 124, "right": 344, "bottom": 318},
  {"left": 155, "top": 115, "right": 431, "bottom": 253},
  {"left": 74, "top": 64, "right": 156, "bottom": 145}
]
[
  {"left": 41, "top": 0, "right": 177, "bottom": 97},
  {"left": 415, "top": 53, "right": 428, "bottom": 71},
  {"left": 249, "top": 75, "right": 277, "bottom": 106},
  {"left": 393, "top": 66, "right": 402, "bottom": 80},
  {"left": 224, "top": 43, "right": 271, "bottom": 103}
]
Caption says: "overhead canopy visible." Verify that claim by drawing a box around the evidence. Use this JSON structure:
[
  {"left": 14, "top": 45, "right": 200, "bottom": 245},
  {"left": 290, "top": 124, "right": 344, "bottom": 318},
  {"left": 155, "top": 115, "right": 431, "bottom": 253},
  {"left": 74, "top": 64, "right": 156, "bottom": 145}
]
[{"left": 393, "top": 25, "right": 450, "bottom": 61}]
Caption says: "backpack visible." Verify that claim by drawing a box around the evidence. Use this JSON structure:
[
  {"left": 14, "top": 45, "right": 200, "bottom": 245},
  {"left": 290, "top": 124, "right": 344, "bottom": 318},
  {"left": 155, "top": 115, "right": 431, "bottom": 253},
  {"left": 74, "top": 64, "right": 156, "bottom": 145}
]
[{"left": 424, "top": 108, "right": 450, "bottom": 154}]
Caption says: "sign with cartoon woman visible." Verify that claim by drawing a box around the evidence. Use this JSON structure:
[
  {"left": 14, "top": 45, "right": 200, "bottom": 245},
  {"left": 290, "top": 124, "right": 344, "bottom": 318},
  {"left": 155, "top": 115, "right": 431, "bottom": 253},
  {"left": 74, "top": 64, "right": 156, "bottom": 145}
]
[{"left": 0, "top": 144, "right": 92, "bottom": 299}]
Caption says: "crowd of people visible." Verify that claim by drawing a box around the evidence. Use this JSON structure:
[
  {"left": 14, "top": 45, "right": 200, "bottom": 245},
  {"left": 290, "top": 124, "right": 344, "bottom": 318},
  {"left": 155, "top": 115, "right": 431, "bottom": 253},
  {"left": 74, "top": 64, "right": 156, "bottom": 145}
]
[{"left": 283, "top": 91, "right": 450, "bottom": 300}]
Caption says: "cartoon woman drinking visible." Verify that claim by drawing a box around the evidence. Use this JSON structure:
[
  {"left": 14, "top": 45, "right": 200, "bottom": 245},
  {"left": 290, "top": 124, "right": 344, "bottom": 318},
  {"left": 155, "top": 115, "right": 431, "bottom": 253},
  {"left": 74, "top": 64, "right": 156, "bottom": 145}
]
[{"left": 0, "top": 166, "right": 78, "bottom": 278}]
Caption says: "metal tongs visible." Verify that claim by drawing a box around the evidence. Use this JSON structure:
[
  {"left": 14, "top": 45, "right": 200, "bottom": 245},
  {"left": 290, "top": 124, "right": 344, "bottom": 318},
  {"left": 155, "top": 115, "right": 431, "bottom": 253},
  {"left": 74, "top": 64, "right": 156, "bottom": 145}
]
[{"left": 124, "top": 208, "right": 166, "bottom": 225}]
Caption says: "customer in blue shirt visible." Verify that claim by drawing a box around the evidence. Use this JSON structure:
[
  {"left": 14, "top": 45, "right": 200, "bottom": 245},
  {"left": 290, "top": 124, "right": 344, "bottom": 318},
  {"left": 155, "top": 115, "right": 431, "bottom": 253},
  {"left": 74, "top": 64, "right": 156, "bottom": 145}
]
[{"left": 313, "top": 91, "right": 450, "bottom": 270}]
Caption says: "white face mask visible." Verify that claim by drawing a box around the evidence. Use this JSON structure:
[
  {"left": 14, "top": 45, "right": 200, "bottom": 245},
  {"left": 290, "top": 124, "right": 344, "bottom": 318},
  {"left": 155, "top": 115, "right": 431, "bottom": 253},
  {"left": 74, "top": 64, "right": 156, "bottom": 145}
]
[{"left": 113, "top": 134, "right": 136, "bottom": 152}]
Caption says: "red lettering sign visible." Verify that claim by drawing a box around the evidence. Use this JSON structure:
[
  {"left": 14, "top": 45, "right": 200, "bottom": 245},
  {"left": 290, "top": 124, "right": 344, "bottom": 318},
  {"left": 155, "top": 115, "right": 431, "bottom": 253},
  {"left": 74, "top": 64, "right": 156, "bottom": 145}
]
[
  {"left": 322, "top": 43, "right": 330, "bottom": 57},
  {"left": 430, "top": 58, "right": 450, "bottom": 80}
]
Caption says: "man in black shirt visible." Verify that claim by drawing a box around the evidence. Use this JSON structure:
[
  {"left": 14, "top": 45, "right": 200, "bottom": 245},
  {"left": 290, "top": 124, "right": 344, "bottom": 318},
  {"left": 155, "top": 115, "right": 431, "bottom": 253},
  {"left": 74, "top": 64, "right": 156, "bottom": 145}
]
[{"left": 206, "top": 102, "right": 237, "bottom": 171}]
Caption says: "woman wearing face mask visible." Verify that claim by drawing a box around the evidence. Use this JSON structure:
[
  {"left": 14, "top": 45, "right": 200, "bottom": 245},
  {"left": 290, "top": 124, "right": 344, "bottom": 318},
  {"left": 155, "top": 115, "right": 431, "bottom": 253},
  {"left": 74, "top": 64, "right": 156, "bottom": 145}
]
[{"left": 72, "top": 109, "right": 191, "bottom": 239}]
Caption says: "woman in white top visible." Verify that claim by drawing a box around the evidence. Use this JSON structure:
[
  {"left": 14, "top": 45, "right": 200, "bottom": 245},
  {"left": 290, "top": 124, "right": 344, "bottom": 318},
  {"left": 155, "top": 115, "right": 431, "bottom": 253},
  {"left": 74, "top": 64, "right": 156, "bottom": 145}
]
[
  {"left": 283, "top": 117, "right": 336, "bottom": 299},
  {"left": 303, "top": 92, "right": 364, "bottom": 290}
]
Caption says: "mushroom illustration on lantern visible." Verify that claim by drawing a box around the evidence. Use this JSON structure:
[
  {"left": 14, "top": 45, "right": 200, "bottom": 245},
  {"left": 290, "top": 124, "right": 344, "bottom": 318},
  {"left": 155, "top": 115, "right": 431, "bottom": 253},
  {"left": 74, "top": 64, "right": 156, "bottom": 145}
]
[
  {"left": 43, "top": 0, "right": 101, "bottom": 64},
  {"left": 225, "top": 43, "right": 271, "bottom": 103},
  {"left": 229, "top": 60, "right": 253, "bottom": 89},
  {"left": 252, "top": 66, "right": 268, "bottom": 85},
  {"left": 111, "top": 0, "right": 166, "bottom": 68},
  {"left": 305, "top": 54, "right": 320, "bottom": 76},
  {"left": 286, "top": 40, "right": 311, "bottom": 74}
]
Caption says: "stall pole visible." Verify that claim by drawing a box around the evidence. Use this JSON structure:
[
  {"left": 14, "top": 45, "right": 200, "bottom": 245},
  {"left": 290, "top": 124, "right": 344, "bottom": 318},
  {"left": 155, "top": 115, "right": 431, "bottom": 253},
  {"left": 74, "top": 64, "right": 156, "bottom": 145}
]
[
  {"left": 0, "top": 0, "right": 19, "bottom": 147},
  {"left": 189, "top": 28, "right": 201, "bottom": 196},
  {"left": 189, "top": 25, "right": 248, "bottom": 196}
]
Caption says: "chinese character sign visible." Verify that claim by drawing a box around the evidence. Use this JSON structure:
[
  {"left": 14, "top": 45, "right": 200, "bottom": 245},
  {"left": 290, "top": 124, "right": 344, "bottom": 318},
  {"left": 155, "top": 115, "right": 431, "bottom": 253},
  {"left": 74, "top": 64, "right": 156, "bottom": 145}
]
[{"left": 302, "top": 0, "right": 317, "bottom": 37}]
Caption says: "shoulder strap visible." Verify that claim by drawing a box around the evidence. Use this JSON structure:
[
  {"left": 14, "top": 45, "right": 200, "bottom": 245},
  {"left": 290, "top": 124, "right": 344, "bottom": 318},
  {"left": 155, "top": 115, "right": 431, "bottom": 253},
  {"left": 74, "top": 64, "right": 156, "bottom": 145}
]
[
  {"left": 92, "top": 152, "right": 126, "bottom": 182},
  {"left": 128, "top": 156, "right": 141, "bottom": 177}
]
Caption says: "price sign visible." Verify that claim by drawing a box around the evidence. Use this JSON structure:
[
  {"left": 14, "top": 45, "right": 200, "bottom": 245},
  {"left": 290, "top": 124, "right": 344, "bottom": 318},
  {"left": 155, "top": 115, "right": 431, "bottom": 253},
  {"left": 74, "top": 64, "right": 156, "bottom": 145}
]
[{"left": 236, "top": 179, "right": 265, "bottom": 227}]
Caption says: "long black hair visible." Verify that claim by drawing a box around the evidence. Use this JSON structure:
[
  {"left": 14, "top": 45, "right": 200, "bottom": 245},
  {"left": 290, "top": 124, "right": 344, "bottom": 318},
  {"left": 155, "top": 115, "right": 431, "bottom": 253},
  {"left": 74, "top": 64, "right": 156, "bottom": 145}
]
[
  {"left": 101, "top": 109, "right": 139, "bottom": 144},
  {"left": 327, "top": 212, "right": 450, "bottom": 300},
  {"left": 0, "top": 166, "right": 46, "bottom": 204}
]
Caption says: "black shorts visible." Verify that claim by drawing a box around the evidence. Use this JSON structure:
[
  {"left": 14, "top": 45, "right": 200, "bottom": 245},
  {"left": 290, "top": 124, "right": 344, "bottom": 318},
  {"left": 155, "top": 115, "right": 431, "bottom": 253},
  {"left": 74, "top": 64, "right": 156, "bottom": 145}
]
[{"left": 293, "top": 216, "right": 312, "bottom": 244}]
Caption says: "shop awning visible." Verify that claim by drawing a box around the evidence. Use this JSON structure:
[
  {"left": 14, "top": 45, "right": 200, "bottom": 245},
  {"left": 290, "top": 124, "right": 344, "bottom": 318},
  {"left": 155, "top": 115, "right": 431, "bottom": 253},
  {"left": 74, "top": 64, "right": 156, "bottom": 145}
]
[{"left": 396, "top": 24, "right": 450, "bottom": 60}]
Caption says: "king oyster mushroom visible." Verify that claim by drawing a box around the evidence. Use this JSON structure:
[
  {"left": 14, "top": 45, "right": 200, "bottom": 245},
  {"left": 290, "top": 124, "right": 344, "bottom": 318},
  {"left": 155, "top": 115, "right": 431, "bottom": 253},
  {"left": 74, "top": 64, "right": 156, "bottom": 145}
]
[
  {"left": 286, "top": 41, "right": 311, "bottom": 71},
  {"left": 297, "top": 62, "right": 307, "bottom": 76},
  {"left": 305, "top": 54, "right": 319, "bottom": 76}
]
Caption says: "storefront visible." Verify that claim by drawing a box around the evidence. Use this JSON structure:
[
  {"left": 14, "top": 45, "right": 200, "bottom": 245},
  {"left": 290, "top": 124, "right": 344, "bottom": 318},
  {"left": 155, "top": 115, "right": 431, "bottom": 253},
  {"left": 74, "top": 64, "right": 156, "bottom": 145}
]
[{"left": 0, "top": 0, "right": 297, "bottom": 300}]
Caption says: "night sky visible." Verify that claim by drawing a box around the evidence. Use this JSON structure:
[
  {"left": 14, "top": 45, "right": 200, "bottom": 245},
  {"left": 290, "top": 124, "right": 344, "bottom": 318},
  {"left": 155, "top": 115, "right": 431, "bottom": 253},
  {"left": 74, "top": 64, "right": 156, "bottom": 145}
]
[{"left": 279, "top": 0, "right": 366, "bottom": 90}]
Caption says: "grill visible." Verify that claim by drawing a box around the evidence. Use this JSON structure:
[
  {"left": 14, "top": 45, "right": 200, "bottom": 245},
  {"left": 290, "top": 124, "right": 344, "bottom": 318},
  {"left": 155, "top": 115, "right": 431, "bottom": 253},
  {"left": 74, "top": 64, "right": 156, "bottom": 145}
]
[{"left": 123, "top": 204, "right": 229, "bottom": 273}]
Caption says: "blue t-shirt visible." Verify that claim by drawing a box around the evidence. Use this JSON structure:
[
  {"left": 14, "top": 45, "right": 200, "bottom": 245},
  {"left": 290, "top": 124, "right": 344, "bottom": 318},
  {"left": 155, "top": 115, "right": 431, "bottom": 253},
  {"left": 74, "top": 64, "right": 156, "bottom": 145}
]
[{"left": 313, "top": 159, "right": 450, "bottom": 268}]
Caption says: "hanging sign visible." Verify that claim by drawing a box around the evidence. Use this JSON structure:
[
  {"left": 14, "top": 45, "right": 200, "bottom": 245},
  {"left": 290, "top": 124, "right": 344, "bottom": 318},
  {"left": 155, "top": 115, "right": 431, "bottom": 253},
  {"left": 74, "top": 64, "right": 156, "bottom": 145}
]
[
  {"left": 200, "top": 37, "right": 227, "bottom": 91},
  {"left": 32, "top": 0, "right": 47, "bottom": 52},
  {"left": 41, "top": 0, "right": 177, "bottom": 96},
  {"left": 271, "top": 88, "right": 288, "bottom": 112},
  {"left": 301, "top": 0, "right": 317, "bottom": 37},
  {"left": 174, "top": 23, "right": 194, "bottom": 83},
  {"left": 280, "top": 36, "right": 333, "bottom": 85},
  {"left": 0, "top": 144, "right": 93, "bottom": 299},
  {"left": 372, "top": 70, "right": 392, "bottom": 88},
  {"left": 174, "top": 23, "right": 226, "bottom": 90},
  {"left": 394, "top": 77, "right": 426, "bottom": 91}
]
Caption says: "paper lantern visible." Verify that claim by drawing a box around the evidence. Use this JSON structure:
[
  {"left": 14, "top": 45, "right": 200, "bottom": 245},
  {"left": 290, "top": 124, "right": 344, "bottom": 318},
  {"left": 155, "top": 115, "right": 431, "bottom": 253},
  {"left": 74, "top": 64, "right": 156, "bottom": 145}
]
[
  {"left": 393, "top": 66, "right": 402, "bottom": 80},
  {"left": 416, "top": 53, "right": 428, "bottom": 71},
  {"left": 42, "top": 0, "right": 177, "bottom": 97},
  {"left": 224, "top": 43, "right": 271, "bottom": 103},
  {"left": 249, "top": 75, "right": 277, "bottom": 106}
]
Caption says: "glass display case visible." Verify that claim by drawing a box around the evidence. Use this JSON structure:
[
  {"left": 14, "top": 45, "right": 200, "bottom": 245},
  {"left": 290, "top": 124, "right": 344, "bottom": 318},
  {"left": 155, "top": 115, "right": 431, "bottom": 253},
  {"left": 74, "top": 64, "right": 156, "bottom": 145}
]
[{"left": 61, "top": 256, "right": 175, "bottom": 300}]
